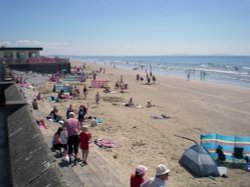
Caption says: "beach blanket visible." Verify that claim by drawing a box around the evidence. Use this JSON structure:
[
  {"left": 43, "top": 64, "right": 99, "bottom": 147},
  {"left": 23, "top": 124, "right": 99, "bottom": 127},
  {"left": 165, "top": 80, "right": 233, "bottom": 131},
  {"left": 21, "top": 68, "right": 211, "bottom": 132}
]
[
  {"left": 94, "top": 138, "right": 121, "bottom": 149},
  {"left": 200, "top": 134, "right": 250, "bottom": 161},
  {"left": 36, "top": 119, "right": 47, "bottom": 129},
  {"left": 91, "top": 80, "right": 109, "bottom": 88}
]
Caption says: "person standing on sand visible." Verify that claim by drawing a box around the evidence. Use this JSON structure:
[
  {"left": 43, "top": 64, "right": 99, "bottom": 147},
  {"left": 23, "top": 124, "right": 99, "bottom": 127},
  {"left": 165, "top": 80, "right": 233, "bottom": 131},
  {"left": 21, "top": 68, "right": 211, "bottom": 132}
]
[
  {"left": 95, "top": 92, "right": 100, "bottom": 105},
  {"left": 136, "top": 74, "right": 140, "bottom": 81},
  {"left": 64, "top": 112, "right": 80, "bottom": 165},
  {"left": 130, "top": 165, "right": 148, "bottom": 187},
  {"left": 140, "top": 164, "right": 170, "bottom": 187},
  {"left": 32, "top": 98, "right": 38, "bottom": 110},
  {"left": 152, "top": 75, "right": 156, "bottom": 84},
  {"left": 78, "top": 105, "right": 87, "bottom": 122},
  {"left": 83, "top": 85, "right": 88, "bottom": 99},
  {"left": 187, "top": 73, "right": 190, "bottom": 81},
  {"left": 79, "top": 125, "right": 92, "bottom": 165},
  {"left": 66, "top": 104, "right": 74, "bottom": 119}
]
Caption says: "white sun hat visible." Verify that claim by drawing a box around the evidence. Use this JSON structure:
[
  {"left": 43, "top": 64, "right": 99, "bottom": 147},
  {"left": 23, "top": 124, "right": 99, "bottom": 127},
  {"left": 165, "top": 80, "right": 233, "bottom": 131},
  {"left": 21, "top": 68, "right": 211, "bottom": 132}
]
[{"left": 156, "top": 164, "right": 170, "bottom": 176}]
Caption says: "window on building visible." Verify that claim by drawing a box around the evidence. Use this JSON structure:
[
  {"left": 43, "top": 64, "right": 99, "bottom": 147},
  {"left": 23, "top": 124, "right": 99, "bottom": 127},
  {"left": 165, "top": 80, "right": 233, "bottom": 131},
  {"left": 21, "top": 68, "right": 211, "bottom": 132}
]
[
  {"left": 16, "top": 52, "right": 26, "bottom": 59},
  {"left": 3, "top": 52, "right": 13, "bottom": 59},
  {"left": 29, "top": 52, "right": 37, "bottom": 58}
]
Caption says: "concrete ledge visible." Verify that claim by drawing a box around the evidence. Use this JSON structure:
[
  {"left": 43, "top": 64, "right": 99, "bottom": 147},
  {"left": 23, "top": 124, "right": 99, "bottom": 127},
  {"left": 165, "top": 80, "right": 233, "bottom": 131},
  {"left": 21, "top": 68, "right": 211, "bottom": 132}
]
[
  {"left": 7, "top": 105, "right": 65, "bottom": 186},
  {"left": 0, "top": 79, "right": 67, "bottom": 186}
]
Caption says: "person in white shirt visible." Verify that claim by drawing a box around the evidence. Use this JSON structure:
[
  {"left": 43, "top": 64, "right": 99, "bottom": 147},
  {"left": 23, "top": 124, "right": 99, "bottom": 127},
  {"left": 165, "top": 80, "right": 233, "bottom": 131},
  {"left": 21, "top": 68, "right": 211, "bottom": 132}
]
[{"left": 140, "top": 164, "right": 170, "bottom": 187}]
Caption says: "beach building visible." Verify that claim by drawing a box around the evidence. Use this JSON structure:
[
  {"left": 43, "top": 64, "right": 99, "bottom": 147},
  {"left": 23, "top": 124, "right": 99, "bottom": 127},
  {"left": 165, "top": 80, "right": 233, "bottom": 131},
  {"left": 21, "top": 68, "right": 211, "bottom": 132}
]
[
  {"left": 0, "top": 46, "right": 42, "bottom": 61},
  {"left": 0, "top": 46, "right": 71, "bottom": 73}
]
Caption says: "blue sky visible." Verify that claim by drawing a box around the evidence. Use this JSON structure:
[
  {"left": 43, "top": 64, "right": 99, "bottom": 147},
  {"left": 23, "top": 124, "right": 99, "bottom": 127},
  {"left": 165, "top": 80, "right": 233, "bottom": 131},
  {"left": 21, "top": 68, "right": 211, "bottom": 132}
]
[{"left": 1, "top": 0, "right": 250, "bottom": 55}]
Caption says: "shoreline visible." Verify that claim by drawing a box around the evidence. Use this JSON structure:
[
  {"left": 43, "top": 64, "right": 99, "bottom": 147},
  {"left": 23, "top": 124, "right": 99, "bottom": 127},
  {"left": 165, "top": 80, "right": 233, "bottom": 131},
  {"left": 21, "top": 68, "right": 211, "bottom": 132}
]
[{"left": 70, "top": 58, "right": 250, "bottom": 90}]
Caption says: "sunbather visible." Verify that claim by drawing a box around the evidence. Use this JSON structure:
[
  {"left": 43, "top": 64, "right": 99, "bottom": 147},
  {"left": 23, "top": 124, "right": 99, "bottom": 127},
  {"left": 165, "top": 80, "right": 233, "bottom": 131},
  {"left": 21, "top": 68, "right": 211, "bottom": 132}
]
[{"left": 125, "top": 98, "right": 135, "bottom": 107}]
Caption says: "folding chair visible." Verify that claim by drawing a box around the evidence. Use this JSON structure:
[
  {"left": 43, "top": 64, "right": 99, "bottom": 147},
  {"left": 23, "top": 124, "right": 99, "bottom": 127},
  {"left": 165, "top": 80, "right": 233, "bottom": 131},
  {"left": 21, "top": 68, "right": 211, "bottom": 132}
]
[{"left": 232, "top": 147, "right": 245, "bottom": 164}]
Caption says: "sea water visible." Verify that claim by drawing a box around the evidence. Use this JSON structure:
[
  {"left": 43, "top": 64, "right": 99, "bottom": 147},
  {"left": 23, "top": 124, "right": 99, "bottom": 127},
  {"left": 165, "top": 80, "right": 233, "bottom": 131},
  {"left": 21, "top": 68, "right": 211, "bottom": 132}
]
[{"left": 69, "top": 55, "right": 250, "bottom": 89}]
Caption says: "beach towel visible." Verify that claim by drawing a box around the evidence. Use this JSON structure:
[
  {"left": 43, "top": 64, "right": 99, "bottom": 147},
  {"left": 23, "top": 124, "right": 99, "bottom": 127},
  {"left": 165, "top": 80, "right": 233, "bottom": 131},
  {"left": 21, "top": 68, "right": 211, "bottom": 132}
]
[
  {"left": 91, "top": 80, "right": 109, "bottom": 88},
  {"left": 96, "top": 118, "right": 103, "bottom": 124},
  {"left": 37, "top": 119, "right": 47, "bottom": 129},
  {"left": 94, "top": 138, "right": 121, "bottom": 149}
]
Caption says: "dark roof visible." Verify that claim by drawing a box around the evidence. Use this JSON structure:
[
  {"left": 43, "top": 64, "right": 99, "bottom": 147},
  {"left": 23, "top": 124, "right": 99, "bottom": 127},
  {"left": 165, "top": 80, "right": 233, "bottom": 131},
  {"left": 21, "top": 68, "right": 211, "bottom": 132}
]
[{"left": 0, "top": 47, "right": 43, "bottom": 51}]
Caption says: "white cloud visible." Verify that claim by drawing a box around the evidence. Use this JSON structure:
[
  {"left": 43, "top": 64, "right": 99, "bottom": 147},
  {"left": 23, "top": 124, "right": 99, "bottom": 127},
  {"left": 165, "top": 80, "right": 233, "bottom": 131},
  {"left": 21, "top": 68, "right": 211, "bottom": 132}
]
[
  {"left": 0, "top": 40, "right": 70, "bottom": 47},
  {"left": 0, "top": 41, "right": 11, "bottom": 46}
]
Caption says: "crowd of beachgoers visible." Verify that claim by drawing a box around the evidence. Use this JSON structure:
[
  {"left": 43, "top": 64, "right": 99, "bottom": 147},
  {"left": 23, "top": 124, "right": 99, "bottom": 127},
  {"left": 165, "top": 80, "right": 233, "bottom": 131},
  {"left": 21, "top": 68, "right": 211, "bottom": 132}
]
[{"left": 13, "top": 61, "right": 250, "bottom": 187}]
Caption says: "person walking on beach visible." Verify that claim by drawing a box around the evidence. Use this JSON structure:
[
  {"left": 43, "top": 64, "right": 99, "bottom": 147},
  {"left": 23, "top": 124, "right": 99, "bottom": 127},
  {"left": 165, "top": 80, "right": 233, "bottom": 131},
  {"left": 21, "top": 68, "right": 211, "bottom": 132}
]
[
  {"left": 64, "top": 112, "right": 80, "bottom": 165},
  {"left": 83, "top": 85, "right": 88, "bottom": 99},
  {"left": 136, "top": 74, "right": 140, "bottom": 82},
  {"left": 152, "top": 75, "right": 156, "bottom": 84},
  {"left": 141, "top": 164, "right": 170, "bottom": 187},
  {"left": 187, "top": 73, "right": 190, "bottom": 81},
  {"left": 78, "top": 105, "right": 87, "bottom": 122},
  {"left": 95, "top": 92, "right": 100, "bottom": 105},
  {"left": 66, "top": 104, "right": 74, "bottom": 119},
  {"left": 130, "top": 165, "right": 148, "bottom": 187},
  {"left": 79, "top": 125, "right": 92, "bottom": 165}
]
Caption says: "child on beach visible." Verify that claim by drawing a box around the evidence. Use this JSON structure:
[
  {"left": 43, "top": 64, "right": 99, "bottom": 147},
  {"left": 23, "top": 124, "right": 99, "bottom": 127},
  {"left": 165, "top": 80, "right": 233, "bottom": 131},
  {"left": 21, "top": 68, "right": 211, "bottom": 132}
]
[
  {"left": 130, "top": 165, "right": 148, "bottom": 187},
  {"left": 146, "top": 100, "right": 155, "bottom": 108},
  {"left": 79, "top": 125, "right": 92, "bottom": 165}
]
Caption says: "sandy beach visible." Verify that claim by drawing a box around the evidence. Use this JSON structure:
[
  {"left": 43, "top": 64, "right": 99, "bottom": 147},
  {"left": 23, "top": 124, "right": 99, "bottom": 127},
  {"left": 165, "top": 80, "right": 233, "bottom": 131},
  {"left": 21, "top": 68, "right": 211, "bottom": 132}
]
[{"left": 22, "top": 61, "right": 250, "bottom": 187}]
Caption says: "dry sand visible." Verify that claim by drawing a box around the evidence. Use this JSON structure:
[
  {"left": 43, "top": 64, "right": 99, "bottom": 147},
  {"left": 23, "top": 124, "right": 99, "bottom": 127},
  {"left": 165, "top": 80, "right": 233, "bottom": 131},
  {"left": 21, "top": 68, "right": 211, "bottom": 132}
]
[{"left": 27, "top": 61, "right": 250, "bottom": 187}]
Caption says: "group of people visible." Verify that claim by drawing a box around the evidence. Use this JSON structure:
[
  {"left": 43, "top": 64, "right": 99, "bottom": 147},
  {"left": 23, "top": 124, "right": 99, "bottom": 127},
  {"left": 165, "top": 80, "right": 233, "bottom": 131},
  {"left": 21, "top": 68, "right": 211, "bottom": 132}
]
[
  {"left": 130, "top": 164, "right": 170, "bottom": 187},
  {"left": 136, "top": 72, "right": 156, "bottom": 85},
  {"left": 52, "top": 111, "right": 92, "bottom": 166},
  {"left": 125, "top": 98, "right": 154, "bottom": 108}
]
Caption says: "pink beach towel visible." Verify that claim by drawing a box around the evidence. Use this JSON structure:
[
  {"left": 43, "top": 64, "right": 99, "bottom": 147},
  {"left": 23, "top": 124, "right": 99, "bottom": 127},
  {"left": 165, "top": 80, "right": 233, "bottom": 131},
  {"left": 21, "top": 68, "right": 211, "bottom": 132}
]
[
  {"left": 94, "top": 138, "right": 121, "bottom": 149},
  {"left": 91, "top": 80, "right": 109, "bottom": 88}
]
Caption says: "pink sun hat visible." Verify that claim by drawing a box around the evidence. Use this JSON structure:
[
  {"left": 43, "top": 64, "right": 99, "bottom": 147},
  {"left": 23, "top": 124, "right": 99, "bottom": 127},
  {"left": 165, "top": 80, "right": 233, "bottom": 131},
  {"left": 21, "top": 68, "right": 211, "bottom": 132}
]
[{"left": 135, "top": 165, "right": 148, "bottom": 175}]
